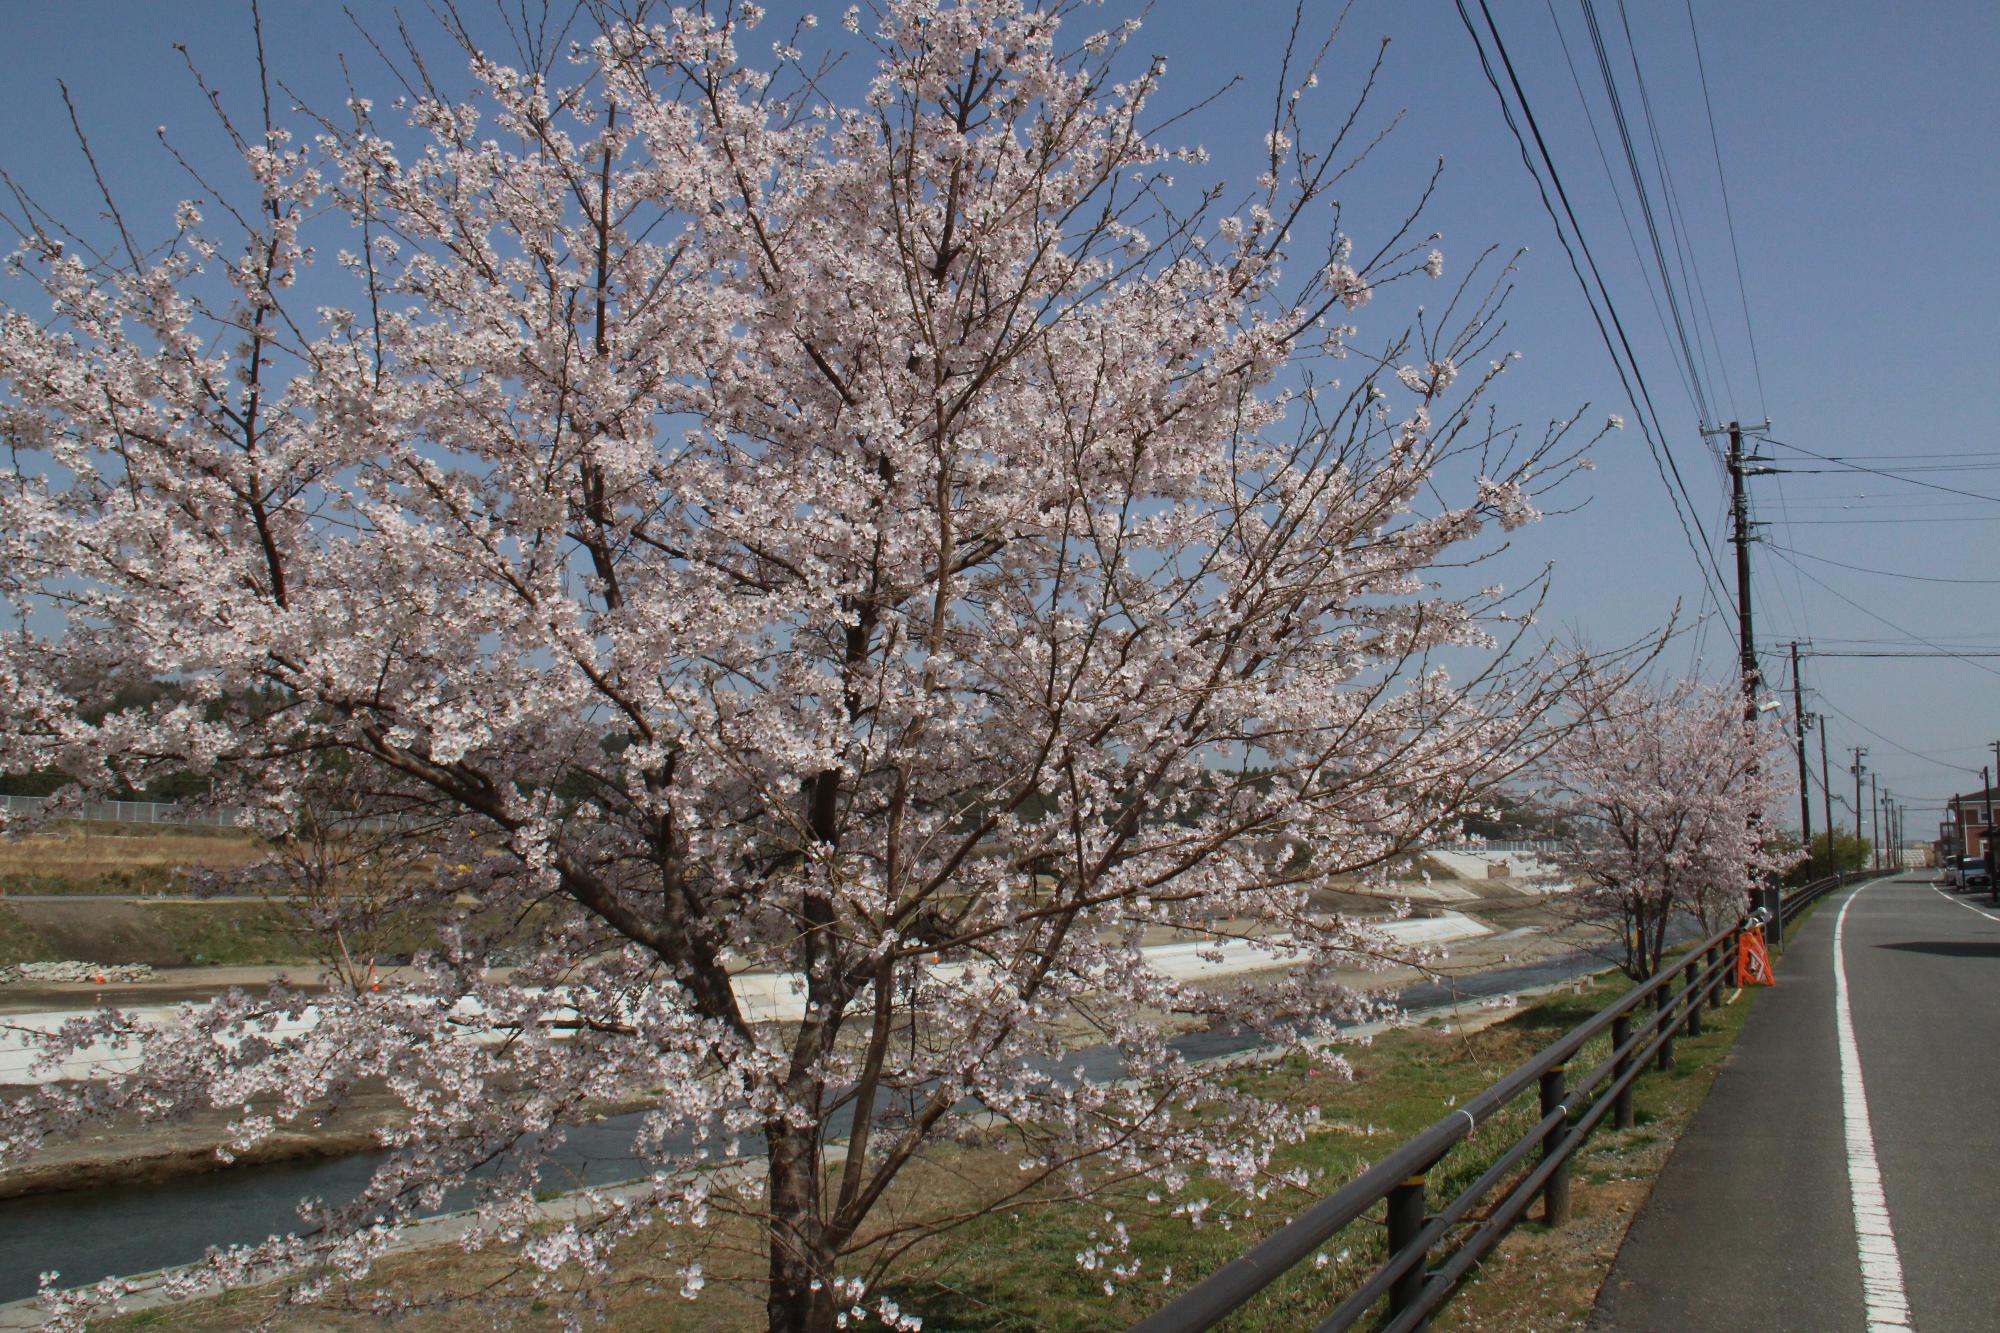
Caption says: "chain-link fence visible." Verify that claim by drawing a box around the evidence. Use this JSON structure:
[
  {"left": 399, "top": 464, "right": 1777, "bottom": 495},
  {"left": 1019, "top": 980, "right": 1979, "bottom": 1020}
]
[{"left": 0, "top": 793, "right": 247, "bottom": 827}]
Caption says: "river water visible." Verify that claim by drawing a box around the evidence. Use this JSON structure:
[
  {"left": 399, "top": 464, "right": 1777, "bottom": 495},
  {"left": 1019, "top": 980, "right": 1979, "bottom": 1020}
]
[{"left": 0, "top": 949, "right": 1607, "bottom": 1303}]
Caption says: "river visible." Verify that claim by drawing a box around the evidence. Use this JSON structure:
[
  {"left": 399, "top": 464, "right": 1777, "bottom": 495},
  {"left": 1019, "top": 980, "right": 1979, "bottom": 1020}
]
[{"left": 0, "top": 947, "right": 1612, "bottom": 1304}]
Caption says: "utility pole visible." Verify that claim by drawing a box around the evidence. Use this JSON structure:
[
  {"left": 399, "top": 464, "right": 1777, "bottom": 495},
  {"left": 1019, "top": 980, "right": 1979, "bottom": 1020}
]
[
  {"left": 1717, "top": 420, "right": 1777, "bottom": 920},
  {"left": 1871, "top": 774, "right": 1881, "bottom": 871},
  {"left": 1728, "top": 424, "right": 1758, "bottom": 718},
  {"left": 1790, "top": 641, "right": 1812, "bottom": 853},
  {"left": 1818, "top": 719, "right": 1834, "bottom": 864},
  {"left": 1976, "top": 752, "right": 1992, "bottom": 896},
  {"left": 1881, "top": 795, "right": 1890, "bottom": 872},
  {"left": 1851, "top": 747, "right": 1868, "bottom": 844},
  {"left": 1881, "top": 799, "right": 1888, "bottom": 872}
]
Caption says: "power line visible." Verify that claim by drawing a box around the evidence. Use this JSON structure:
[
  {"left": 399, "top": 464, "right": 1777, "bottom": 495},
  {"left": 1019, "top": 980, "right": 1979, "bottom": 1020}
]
[
  {"left": 1765, "top": 546, "right": 2000, "bottom": 680},
  {"left": 1455, "top": 0, "right": 1737, "bottom": 625},
  {"left": 1807, "top": 650, "right": 2000, "bottom": 659},
  {"left": 1617, "top": 0, "right": 1737, "bottom": 419},
  {"left": 1543, "top": 0, "right": 1704, "bottom": 423},
  {"left": 1772, "top": 515, "right": 2000, "bottom": 526},
  {"left": 1682, "top": 0, "right": 1767, "bottom": 416},
  {"left": 1763, "top": 477, "right": 1820, "bottom": 649},
  {"left": 1770, "top": 543, "right": 2000, "bottom": 586},
  {"left": 1813, "top": 688, "right": 1988, "bottom": 771},
  {"left": 1761, "top": 496, "right": 2000, "bottom": 508},
  {"left": 1816, "top": 635, "right": 2000, "bottom": 645},
  {"left": 1799, "top": 450, "right": 2000, "bottom": 461},
  {"left": 1769, "top": 463, "right": 2000, "bottom": 475},
  {"left": 1758, "top": 435, "right": 2000, "bottom": 505},
  {"left": 1581, "top": 0, "right": 1716, "bottom": 427}
]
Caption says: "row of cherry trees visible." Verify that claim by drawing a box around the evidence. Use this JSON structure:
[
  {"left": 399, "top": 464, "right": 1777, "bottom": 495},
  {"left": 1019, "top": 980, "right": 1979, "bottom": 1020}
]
[
  {"left": 1541, "top": 669, "right": 1800, "bottom": 980},
  {"left": 0, "top": 4, "right": 1790, "bottom": 1329}
]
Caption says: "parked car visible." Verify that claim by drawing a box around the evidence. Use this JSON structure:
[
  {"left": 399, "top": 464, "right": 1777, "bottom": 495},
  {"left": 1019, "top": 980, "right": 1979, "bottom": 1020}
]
[
  {"left": 1945, "top": 856, "right": 1966, "bottom": 888},
  {"left": 1959, "top": 855, "right": 1992, "bottom": 893}
]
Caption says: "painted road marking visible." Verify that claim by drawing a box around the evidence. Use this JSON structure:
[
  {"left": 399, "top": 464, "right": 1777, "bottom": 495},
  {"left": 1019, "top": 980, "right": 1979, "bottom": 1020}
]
[
  {"left": 1927, "top": 880, "right": 2000, "bottom": 925},
  {"left": 1834, "top": 882, "right": 1913, "bottom": 1330}
]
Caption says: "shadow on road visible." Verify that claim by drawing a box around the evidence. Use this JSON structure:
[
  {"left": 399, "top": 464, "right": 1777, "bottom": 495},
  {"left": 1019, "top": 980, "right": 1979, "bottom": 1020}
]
[{"left": 1875, "top": 940, "right": 2000, "bottom": 958}]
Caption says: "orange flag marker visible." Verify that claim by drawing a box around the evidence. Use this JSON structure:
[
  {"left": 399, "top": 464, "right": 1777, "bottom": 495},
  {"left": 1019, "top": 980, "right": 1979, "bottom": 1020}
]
[{"left": 1736, "top": 927, "right": 1774, "bottom": 987}]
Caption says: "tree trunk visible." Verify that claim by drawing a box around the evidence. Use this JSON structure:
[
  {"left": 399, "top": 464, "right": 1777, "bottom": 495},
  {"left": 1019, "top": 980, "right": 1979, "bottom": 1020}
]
[{"left": 766, "top": 1121, "right": 836, "bottom": 1333}]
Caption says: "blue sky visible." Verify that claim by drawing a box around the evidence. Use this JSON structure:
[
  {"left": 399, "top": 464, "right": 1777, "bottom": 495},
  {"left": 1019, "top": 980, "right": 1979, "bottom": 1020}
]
[{"left": 1, "top": 1, "right": 1994, "bottom": 840}]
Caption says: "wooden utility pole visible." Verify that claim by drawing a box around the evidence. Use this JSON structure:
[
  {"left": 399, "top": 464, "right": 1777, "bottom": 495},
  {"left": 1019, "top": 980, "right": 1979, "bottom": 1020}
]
[
  {"left": 1871, "top": 774, "right": 1881, "bottom": 871},
  {"left": 1717, "top": 420, "right": 1780, "bottom": 926},
  {"left": 1851, "top": 747, "right": 1867, "bottom": 843},
  {"left": 1728, "top": 424, "right": 1757, "bottom": 718},
  {"left": 1790, "top": 641, "right": 1812, "bottom": 850},
  {"left": 1819, "top": 718, "right": 1834, "bottom": 861}
]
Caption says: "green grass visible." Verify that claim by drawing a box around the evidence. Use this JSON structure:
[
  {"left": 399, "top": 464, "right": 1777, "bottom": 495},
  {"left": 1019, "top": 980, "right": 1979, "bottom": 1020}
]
[
  {"left": 872, "top": 950, "right": 1759, "bottom": 1332},
  {"left": 0, "top": 904, "right": 55, "bottom": 964},
  {"left": 143, "top": 903, "right": 317, "bottom": 966},
  {"left": 0, "top": 896, "right": 548, "bottom": 969}
]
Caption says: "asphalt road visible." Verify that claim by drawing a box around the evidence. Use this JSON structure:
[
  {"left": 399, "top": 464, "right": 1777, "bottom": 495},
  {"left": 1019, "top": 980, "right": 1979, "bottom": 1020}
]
[{"left": 1595, "top": 872, "right": 2000, "bottom": 1331}]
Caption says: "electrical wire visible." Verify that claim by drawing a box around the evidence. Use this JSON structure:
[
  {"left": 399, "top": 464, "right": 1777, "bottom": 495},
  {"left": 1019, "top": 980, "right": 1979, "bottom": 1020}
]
[
  {"left": 1770, "top": 543, "right": 2000, "bottom": 586},
  {"left": 1682, "top": 0, "right": 1767, "bottom": 417},
  {"left": 1797, "top": 450, "right": 2000, "bottom": 461},
  {"left": 1759, "top": 435, "right": 2000, "bottom": 505},
  {"left": 1768, "top": 512, "right": 2000, "bottom": 524},
  {"left": 1456, "top": 0, "right": 1738, "bottom": 627},
  {"left": 1617, "top": 0, "right": 1737, "bottom": 420},
  {"left": 1543, "top": 0, "right": 1704, "bottom": 425},
  {"left": 1765, "top": 546, "right": 2000, "bottom": 680},
  {"left": 1581, "top": 0, "right": 1716, "bottom": 428},
  {"left": 1814, "top": 688, "right": 1990, "bottom": 770}
]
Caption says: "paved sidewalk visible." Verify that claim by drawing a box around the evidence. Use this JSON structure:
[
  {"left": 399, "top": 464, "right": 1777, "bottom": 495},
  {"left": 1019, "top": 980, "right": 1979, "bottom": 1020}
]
[{"left": 1594, "top": 873, "right": 2000, "bottom": 1331}]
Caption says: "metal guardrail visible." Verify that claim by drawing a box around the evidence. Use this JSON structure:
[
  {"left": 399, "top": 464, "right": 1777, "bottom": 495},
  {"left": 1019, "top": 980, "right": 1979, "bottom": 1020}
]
[
  {"left": 1780, "top": 869, "right": 1861, "bottom": 928},
  {"left": 1129, "top": 870, "right": 1872, "bottom": 1333}
]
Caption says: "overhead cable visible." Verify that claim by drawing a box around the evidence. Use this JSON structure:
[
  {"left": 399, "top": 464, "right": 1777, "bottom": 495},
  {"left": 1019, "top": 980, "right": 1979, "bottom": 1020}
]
[{"left": 1455, "top": 0, "right": 1738, "bottom": 626}]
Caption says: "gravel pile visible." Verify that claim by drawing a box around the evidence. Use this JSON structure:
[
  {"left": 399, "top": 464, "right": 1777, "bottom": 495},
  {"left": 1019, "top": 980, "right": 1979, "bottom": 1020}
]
[{"left": 0, "top": 961, "right": 156, "bottom": 985}]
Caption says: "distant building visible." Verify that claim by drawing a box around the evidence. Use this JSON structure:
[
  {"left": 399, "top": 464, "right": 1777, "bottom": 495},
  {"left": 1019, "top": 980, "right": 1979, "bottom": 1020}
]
[{"left": 1944, "top": 787, "right": 2000, "bottom": 862}]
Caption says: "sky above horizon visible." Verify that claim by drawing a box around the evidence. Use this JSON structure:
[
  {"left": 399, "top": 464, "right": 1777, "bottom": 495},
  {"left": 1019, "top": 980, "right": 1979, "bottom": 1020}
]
[{"left": 0, "top": 1, "right": 1993, "bottom": 841}]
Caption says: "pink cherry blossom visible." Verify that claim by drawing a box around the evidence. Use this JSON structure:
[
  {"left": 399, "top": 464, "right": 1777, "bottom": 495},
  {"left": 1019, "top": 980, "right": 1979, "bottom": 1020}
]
[
  {"left": 1542, "top": 666, "right": 1801, "bottom": 979},
  {"left": 0, "top": 5, "right": 1607, "bottom": 1329}
]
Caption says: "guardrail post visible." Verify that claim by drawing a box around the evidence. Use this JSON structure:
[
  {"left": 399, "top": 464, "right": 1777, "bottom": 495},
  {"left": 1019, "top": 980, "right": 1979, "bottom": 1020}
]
[
  {"left": 1654, "top": 985, "right": 1675, "bottom": 1072},
  {"left": 1706, "top": 945, "right": 1723, "bottom": 1010},
  {"left": 1387, "top": 1175, "right": 1428, "bottom": 1321},
  {"left": 1611, "top": 1014, "right": 1635, "bottom": 1129},
  {"left": 1539, "top": 1066, "right": 1571, "bottom": 1226},
  {"left": 1683, "top": 959, "right": 1703, "bottom": 1038}
]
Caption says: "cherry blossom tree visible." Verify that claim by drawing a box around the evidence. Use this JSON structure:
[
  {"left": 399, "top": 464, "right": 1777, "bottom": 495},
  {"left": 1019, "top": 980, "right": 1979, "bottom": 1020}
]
[
  {"left": 0, "top": 3, "right": 1610, "bottom": 1328},
  {"left": 1542, "top": 668, "right": 1798, "bottom": 981}
]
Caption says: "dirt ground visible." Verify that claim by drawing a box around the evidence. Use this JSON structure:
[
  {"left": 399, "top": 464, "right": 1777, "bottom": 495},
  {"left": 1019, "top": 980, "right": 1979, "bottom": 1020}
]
[{"left": 0, "top": 827, "right": 265, "bottom": 897}]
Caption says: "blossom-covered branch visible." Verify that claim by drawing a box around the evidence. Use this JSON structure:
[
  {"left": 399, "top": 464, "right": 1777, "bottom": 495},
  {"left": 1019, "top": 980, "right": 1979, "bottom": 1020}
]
[{"left": 0, "top": 4, "right": 1613, "bottom": 1328}]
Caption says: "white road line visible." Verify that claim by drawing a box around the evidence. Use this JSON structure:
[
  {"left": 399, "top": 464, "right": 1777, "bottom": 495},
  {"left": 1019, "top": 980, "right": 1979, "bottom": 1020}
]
[
  {"left": 1834, "top": 881, "right": 1914, "bottom": 1330},
  {"left": 1926, "top": 881, "right": 2000, "bottom": 925}
]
